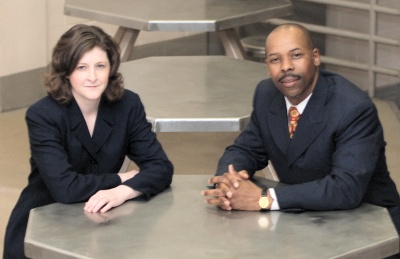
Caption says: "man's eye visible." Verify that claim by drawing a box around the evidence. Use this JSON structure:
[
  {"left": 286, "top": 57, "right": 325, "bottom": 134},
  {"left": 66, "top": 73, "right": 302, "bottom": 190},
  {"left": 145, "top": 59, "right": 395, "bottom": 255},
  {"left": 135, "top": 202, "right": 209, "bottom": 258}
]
[
  {"left": 292, "top": 53, "right": 302, "bottom": 59},
  {"left": 270, "top": 58, "right": 279, "bottom": 63}
]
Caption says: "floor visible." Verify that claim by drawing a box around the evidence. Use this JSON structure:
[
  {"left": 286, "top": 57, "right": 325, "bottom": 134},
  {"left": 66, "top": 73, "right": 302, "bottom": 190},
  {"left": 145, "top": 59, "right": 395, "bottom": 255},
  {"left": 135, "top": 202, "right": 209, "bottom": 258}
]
[{"left": 1, "top": 98, "right": 400, "bottom": 255}]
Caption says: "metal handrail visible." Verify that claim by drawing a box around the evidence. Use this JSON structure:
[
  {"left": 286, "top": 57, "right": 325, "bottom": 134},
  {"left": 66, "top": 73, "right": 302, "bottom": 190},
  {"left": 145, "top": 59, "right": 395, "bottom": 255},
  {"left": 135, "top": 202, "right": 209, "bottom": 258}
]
[
  {"left": 269, "top": 18, "right": 400, "bottom": 47},
  {"left": 296, "top": 0, "right": 400, "bottom": 15}
]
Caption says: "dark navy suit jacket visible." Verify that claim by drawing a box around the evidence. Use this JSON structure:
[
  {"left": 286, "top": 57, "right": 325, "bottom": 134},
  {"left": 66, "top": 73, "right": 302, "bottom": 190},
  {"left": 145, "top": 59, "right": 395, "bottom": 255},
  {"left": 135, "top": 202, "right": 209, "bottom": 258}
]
[
  {"left": 217, "top": 70, "right": 399, "bottom": 211},
  {"left": 4, "top": 89, "right": 173, "bottom": 259}
]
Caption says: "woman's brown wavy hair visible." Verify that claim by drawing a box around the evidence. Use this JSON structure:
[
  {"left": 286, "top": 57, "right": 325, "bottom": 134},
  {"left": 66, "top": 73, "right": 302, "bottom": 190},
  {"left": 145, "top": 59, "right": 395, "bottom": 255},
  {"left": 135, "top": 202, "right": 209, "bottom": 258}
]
[{"left": 44, "top": 24, "right": 124, "bottom": 104}]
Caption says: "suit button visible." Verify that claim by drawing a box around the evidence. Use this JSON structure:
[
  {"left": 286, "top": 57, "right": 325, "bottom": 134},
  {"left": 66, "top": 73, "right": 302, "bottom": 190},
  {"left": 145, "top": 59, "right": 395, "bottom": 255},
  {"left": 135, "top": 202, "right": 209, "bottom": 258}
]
[{"left": 90, "top": 159, "right": 97, "bottom": 164}]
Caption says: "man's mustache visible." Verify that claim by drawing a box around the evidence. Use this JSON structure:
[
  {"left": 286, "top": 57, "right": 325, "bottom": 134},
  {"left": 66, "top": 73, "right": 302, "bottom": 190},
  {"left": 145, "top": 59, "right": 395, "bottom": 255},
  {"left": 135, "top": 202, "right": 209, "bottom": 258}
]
[{"left": 279, "top": 73, "right": 301, "bottom": 82}]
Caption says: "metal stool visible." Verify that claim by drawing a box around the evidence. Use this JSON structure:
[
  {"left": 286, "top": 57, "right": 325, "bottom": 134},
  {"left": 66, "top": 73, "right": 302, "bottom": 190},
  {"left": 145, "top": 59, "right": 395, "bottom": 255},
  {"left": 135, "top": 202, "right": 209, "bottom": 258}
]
[{"left": 240, "top": 36, "right": 266, "bottom": 62}]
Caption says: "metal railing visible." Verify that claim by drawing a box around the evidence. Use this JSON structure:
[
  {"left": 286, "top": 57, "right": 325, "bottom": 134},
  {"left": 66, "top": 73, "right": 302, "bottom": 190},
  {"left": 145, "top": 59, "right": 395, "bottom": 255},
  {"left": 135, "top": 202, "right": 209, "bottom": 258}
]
[{"left": 263, "top": 0, "right": 400, "bottom": 97}]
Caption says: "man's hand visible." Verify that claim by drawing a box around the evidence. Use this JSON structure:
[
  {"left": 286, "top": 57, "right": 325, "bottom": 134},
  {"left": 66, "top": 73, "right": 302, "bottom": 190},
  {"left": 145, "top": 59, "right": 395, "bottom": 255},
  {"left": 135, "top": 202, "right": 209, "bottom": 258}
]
[
  {"left": 226, "top": 179, "right": 261, "bottom": 211},
  {"left": 201, "top": 164, "right": 260, "bottom": 211}
]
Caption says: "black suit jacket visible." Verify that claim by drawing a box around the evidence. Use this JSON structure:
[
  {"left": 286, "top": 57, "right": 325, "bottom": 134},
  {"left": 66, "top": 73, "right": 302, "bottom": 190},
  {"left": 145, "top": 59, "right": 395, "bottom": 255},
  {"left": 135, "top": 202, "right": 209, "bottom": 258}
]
[
  {"left": 217, "top": 70, "right": 400, "bottom": 211},
  {"left": 4, "top": 89, "right": 173, "bottom": 259}
]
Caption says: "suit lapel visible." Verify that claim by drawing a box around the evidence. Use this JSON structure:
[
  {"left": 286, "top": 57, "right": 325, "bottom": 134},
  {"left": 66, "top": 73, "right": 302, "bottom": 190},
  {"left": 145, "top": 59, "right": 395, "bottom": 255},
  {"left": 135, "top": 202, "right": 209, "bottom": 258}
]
[
  {"left": 288, "top": 73, "right": 329, "bottom": 166},
  {"left": 91, "top": 99, "right": 114, "bottom": 153},
  {"left": 68, "top": 99, "right": 97, "bottom": 157},
  {"left": 267, "top": 90, "right": 291, "bottom": 155},
  {"left": 68, "top": 98, "right": 114, "bottom": 158}
]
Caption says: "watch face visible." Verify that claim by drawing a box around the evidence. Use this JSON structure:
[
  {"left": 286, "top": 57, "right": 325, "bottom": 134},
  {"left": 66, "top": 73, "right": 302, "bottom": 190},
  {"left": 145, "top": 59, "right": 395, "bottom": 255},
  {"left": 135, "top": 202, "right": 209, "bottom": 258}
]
[{"left": 259, "top": 197, "right": 269, "bottom": 209}]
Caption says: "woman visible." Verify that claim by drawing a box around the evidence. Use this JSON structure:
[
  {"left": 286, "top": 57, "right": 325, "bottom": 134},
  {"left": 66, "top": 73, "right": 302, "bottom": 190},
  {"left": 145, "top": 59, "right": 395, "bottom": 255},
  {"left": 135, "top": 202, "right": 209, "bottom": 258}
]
[{"left": 3, "top": 24, "right": 173, "bottom": 259}]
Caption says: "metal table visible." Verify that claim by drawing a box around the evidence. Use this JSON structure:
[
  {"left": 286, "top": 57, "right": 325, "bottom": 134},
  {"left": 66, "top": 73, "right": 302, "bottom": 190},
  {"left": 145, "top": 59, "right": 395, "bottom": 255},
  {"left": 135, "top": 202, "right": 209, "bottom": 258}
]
[
  {"left": 25, "top": 175, "right": 399, "bottom": 259},
  {"left": 64, "top": 0, "right": 293, "bottom": 61},
  {"left": 119, "top": 56, "right": 267, "bottom": 133}
]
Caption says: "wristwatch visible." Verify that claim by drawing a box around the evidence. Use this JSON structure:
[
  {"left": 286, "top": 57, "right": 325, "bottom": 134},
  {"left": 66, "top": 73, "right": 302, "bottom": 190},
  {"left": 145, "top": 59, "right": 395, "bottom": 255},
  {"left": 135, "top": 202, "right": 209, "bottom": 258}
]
[{"left": 258, "top": 188, "right": 270, "bottom": 211}]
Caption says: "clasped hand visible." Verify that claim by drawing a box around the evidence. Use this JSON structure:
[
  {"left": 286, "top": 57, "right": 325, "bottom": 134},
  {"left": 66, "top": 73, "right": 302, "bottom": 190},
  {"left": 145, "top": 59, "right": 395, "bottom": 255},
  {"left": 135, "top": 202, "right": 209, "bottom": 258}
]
[{"left": 201, "top": 165, "right": 261, "bottom": 211}]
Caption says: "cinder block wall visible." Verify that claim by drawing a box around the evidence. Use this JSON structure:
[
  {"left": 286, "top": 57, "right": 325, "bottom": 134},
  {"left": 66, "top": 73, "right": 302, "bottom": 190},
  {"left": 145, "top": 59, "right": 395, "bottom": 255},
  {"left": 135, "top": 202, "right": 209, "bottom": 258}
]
[
  {"left": 324, "top": 0, "right": 400, "bottom": 92},
  {"left": 239, "top": 0, "right": 399, "bottom": 98}
]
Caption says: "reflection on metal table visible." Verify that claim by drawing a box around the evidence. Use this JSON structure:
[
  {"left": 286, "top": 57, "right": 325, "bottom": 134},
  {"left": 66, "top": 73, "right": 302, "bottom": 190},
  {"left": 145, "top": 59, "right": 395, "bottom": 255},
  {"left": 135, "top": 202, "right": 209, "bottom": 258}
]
[
  {"left": 64, "top": 0, "right": 293, "bottom": 61},
  {"left": 25, "top": 175, "right": 399, "bottom": 258},
  {"left": 119, "top": 56, "right": 267, "bottom": 133}
]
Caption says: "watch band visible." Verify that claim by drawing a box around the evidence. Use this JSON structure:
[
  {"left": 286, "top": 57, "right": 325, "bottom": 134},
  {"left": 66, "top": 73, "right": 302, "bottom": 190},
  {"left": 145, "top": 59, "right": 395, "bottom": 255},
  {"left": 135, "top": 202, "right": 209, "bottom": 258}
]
[{"left": 261, "top": 188, "right": 267, "bottom": 197}]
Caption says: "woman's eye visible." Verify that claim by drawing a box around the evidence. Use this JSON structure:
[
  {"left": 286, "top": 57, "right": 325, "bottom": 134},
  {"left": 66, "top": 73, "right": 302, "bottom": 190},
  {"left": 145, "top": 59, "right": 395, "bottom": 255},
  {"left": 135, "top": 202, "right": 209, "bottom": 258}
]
[{"left": 76, "top": 66, "right": 86, "bottom": 70}]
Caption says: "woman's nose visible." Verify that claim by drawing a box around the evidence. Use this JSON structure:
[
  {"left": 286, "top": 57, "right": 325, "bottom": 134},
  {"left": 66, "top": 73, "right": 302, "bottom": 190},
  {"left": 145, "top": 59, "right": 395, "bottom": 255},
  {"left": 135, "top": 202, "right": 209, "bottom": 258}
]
[{"left": 87, "top": 68, "right": 97, "bottom": 81}]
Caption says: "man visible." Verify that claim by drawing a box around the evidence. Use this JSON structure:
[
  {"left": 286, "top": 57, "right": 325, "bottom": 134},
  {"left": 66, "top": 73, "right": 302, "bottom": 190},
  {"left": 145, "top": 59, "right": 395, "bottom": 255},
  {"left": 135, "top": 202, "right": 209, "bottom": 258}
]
[{"left": 201, "top": 23, "right": 400, "bottom": 234}]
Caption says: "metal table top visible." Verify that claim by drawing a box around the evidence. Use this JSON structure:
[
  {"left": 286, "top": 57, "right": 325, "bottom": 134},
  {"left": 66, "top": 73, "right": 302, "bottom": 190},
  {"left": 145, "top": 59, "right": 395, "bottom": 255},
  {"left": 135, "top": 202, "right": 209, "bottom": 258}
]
[
  {"left": 119, "top": 56, "right": 267, "bottom": 132},
  {"left": 25, "top": 175, "right": 399, "bottom": 259},
  {"left": 64, "top": 0, "right": 292, "bottom": 60},
  {"left": 64, "top": 0, "right": 292, "bottom": 32}
]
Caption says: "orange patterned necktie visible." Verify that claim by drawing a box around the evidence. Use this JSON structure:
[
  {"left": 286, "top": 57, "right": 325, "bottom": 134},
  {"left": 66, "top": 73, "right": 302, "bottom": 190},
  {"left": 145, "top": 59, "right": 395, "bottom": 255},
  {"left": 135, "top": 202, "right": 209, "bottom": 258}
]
[{"left": 288, "top": 106, "right": 300, "bottom": 139}]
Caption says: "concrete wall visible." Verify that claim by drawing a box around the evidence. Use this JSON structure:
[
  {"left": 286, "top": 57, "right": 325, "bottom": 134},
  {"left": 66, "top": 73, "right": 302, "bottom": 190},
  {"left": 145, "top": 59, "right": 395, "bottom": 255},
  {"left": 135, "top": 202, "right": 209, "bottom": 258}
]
[
  {"left": 0, "top": 1, "right": 47, "bottom": 112},
  {"left": 0, "top": 0, "right": 213, "bottom": 112}
]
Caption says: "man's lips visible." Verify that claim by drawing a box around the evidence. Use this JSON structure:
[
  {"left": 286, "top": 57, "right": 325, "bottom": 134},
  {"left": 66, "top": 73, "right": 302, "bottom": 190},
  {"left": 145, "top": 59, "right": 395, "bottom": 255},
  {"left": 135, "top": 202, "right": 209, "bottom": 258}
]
[
  {"left": 279, "top": 74, "right": 301, "bottom": 83},
  {"left": 279, "top": 74, "right": 301, "bottom": 86}
]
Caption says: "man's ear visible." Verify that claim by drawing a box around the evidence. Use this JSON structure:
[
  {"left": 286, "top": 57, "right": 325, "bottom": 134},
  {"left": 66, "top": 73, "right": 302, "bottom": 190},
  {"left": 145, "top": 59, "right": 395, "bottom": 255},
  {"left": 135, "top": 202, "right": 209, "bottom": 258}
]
[{"left": 312, "top": 48, "right": 321, "bottom": 66}]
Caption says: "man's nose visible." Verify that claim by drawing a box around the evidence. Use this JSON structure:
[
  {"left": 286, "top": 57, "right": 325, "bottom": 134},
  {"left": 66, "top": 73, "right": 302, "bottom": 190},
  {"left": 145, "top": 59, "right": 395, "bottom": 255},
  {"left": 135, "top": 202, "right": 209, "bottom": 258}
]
[{"left": 280, "top": 58, "right": 294, "bottom": 72}]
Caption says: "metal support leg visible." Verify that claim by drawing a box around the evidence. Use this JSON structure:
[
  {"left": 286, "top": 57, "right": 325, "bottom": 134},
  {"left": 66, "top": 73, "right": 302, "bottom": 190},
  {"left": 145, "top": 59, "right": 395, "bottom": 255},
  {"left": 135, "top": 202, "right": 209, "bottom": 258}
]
[
  {"left": 114, "top": 27, "right": 140, "bottom": 62},
  {"left": 218, "top": 28, "right": 249, "bottom": 60},
  {"left": 262, "top": 161, "right": 280, "bottom": 182},
  {"left": 118, "top": 156, "right": 131, "bottom": 173}
]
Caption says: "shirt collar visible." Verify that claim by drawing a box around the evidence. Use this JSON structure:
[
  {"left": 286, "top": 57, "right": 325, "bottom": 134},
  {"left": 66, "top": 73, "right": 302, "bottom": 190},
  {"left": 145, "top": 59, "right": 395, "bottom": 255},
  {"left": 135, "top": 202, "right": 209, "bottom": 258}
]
[{"left": 284, "top": 93, "right": 313, "bottom": 115}]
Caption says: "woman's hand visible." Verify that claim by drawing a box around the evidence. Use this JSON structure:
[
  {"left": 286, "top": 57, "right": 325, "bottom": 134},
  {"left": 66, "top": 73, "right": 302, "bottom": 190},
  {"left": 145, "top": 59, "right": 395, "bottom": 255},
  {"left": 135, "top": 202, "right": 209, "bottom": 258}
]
[
  {"left": 84, "top": 185, "right": 142, "bottom": 213},
  {"left": 84, "top": 199, "right": 137, "bottom": 223}
]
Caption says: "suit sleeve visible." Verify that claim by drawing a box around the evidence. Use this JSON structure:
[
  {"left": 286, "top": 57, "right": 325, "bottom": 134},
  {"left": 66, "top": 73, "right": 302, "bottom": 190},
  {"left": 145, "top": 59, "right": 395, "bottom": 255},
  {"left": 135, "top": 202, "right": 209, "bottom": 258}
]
[{"left": 123, "top": 95, "right": 173, "bottom": 200}]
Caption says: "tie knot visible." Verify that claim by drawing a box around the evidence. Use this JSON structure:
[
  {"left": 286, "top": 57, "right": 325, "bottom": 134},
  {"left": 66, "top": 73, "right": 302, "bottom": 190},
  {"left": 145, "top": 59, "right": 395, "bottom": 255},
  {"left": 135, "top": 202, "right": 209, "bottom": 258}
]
[
  {"left": 288, "top": 106, "right": 300, "bottom": 138},
  {"left": 289, "top": 106, "right": 300, "bottom": 120}
]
